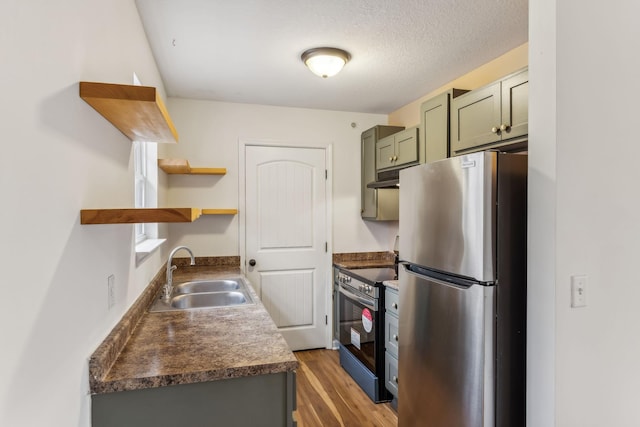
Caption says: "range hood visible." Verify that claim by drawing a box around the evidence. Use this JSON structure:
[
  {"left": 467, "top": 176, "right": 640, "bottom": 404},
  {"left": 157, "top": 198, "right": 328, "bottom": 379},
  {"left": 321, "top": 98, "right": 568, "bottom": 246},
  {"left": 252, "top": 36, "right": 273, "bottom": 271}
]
[
  {"left": 366, "top": 179, "right": 399, "bottom": 189},
  {"left": 367, "top": 168, "right": 400, "bottom": 189}
]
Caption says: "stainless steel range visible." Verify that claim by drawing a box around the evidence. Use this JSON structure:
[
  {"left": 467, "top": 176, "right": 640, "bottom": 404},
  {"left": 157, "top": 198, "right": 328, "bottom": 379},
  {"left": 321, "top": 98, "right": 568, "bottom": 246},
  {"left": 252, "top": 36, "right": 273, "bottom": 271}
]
[{"left": 334, "top": 266, "right": 396, "bottom": 403}]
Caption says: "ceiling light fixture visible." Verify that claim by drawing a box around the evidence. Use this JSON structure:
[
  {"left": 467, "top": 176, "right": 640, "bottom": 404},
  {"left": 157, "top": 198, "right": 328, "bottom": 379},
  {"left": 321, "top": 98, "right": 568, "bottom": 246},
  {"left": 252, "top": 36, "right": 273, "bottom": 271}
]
[{"left": 301, "top": 47, "right": 351, "bottom": 79}]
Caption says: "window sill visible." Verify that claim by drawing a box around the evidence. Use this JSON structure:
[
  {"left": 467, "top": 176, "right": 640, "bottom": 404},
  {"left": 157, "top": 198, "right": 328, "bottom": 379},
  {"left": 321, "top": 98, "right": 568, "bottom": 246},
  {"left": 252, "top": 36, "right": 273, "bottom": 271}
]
[{"left": 135, "top": 238, "right": 166, "bottom": 265}]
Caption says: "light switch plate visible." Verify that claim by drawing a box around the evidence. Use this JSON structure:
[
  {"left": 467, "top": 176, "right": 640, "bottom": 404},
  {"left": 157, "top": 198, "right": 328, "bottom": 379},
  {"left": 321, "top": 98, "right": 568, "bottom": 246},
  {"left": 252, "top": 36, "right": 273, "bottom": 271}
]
[{"left": 571, "top": 275, "right": 587, "bottom": 308}]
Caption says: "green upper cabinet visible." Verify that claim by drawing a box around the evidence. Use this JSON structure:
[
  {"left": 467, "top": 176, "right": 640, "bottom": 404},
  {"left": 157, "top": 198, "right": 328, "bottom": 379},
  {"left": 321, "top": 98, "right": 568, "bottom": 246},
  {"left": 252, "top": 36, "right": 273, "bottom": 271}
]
[
  {"left": 450, "top": 68, "right": 528, "bottom": 155},
  {"left": 361, "top": 127, "right": 378, "bottom": 219},
  {"left": 420, "top": 89, "right": 469, "bottom": 163},
  {"left": 361, "top": 125, "right": 404, "bottom": 220},
  {"left": 375, "top": 133, "right": 396, "bottom": 170},
  {"left": 375, "top": 126, "right": 419, "bottom": 171},
  {"left": 501, "top": 69, "right": 529, "bottom": 142}
]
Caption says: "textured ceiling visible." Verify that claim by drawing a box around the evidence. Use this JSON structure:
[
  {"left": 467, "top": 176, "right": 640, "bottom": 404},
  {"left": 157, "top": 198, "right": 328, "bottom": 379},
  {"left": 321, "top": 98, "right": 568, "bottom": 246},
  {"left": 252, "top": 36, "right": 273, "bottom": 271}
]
[{"left": 135, "top": 0, "right": 528, "bottom": 114}]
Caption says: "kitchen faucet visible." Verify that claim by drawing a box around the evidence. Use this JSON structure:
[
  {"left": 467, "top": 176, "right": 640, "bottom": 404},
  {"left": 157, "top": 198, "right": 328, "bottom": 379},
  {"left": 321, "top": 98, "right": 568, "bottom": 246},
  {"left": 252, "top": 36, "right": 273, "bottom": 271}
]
[{"left": 162, "top": 246, "right": 195, "bottom": 301}]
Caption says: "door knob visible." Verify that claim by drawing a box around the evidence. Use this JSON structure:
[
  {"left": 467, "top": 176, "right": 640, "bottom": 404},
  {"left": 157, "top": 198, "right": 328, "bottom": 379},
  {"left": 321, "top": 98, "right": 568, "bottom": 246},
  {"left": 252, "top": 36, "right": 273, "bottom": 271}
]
[{"left": 249, "top": 259, "right": 256, "bottom": 266}]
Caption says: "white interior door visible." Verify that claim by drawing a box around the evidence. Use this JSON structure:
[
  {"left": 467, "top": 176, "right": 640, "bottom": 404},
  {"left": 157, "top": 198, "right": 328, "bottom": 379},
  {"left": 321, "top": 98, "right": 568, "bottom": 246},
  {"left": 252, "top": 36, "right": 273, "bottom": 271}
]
[{"left": 245, "top": 145, "right": 328, "bottom": 351}]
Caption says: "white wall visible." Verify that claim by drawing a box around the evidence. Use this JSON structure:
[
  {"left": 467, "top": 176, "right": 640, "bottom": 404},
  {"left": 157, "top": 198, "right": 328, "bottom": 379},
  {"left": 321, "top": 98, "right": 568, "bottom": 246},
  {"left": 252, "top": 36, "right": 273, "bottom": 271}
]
[
  {"left": 0, "top": 1, "right": 168, "bottom": 426},
  {"left": 529, "top": 0, "right": 640, "bottom": 426},
  {"left": 161, "top": 98, "right": 399, "bottom": 255},
  {"left": 527, "top": 0, "right": 556, "bottom": 425}
]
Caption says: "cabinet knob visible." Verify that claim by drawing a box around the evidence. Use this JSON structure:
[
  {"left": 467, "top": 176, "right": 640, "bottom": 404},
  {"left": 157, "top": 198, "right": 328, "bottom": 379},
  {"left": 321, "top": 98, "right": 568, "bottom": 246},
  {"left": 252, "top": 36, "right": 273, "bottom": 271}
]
[
  {"left": 500, "top": 123, "right": 510, "bottom": 132},
  {"left": 394, "top": 156, "right": 398, "bottom": 161},
  {"left": 249, "top": 259, "right": 256, "bottom": 266},
  {"left": 393, "top": 376, "right": 398, "bottom": 383},
  {"left": 491, "top": 126, "right": 499, "bottom": 134},
  {"left": 392, "top": 302, "right": 398, "bottom": 309},
  {"left": 393, "top": 334, "right": 399, "bottom": 341},
  {"left": 389, "top": 157, "right": 394, "bottom": 162}
]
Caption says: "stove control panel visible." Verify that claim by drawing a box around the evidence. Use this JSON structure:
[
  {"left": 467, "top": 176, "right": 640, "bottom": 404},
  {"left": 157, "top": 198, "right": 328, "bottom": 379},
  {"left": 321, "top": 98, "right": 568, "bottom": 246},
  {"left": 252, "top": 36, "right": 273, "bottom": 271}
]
[
  {"left": 337, "top": 271, "right": 380, "bottom": 298},
  {"left": 337, "top": 272, "right": 352, "bottom": 285}
]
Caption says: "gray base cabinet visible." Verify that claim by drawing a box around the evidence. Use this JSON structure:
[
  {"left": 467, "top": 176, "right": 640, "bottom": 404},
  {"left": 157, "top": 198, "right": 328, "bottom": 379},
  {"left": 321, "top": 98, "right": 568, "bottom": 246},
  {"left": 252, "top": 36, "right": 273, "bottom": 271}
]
[
  {"left": 450, "top": 68, "right": 528, "bottom": 155},
  {"left": 420, "top": 89, "right": 469, "bottom": 163},
  {"left": 384, "top": 287, "right": 399, "bottom": 399},
  {"left": 361, "top": 125, "right": 404, "bottom": 221},
  {"left": 92, "top": 372, "right": 297, "bottom": 427}
]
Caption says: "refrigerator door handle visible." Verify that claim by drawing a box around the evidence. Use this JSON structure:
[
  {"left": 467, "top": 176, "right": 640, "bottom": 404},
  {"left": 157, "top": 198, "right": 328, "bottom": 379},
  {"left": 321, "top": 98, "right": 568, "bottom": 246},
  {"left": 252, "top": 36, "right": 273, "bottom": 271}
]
[
  {"left": 338, "top": 284, "right": 377, "bottom": 311},
  {"left": 402, "top": 263, "right": 479, "bottom": 290}
]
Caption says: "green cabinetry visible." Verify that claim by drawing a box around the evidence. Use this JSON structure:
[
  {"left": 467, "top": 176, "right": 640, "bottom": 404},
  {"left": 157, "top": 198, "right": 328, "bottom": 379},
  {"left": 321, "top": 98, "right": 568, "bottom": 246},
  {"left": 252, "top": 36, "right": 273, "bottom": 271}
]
[
  {"left": 450, "top": 68, "right": 528, "bottom": 155},
  {"left": 375, "top": 126, "right": 419, "bottom": 171},
  {"left": 361, "top": 125, "right": 404, "bottom": 221},
  {"left": 384, "top": 286, "right": 399, "bottom": 399},
  {"left": 92, "top": 371, "right": 297, "bottom": 427},
  {"left": 420, "top": 89, "right": 469, "bottom": 162}
]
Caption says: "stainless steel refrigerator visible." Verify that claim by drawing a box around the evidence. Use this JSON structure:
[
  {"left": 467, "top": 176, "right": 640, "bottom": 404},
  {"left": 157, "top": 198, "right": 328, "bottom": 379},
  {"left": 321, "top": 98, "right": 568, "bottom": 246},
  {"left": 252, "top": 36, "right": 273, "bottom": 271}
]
[{"left": 398, "top": 151, "right": 527, "bottom": 427}]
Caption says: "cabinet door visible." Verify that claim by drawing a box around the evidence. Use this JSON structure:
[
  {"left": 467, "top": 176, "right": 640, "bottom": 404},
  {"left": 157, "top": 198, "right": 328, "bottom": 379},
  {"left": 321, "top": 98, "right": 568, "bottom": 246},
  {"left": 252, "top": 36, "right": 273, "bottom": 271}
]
[
  {"left": 394, "top": 127, "right": 419, "bottom": 167},
  {"left": 385, "top": 312, "right": 399, "bottom": 358},
  {"left": 451, "top": 82, "right": 501, "bottom": 155},
  {"left": 501, "top": 69, "right": 528, "bottom": 141},
  {"left": 376, "top": 134, "right": 396, "bottom": 170},
  {"left": 421, "top": 92, "right": 450, "bottom": 162},
  {"left": 385, "top": 351, "right": 399, "bottom": 398},
  {"left": 361, "top": 128, "right": 377, "bottom": 218}
]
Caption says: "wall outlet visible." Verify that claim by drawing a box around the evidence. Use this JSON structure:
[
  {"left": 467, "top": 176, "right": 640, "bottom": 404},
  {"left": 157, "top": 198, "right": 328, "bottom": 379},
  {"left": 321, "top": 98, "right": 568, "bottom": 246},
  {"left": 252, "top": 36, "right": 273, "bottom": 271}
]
[
  {"left": 571, "top": 275, "right": 587, "bottom": 308},
  {"left": 107, "top": 274, "right": 116, "bottom": 310}
]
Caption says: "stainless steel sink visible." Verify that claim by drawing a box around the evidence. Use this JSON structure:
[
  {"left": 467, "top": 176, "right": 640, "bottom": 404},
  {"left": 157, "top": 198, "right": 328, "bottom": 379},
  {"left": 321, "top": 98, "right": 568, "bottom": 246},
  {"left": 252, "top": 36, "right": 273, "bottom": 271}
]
[
  {"left": 149, "top": 277, "right": 254, "bottom": 312},
  {"left": 170, "top": 291, "right": 249, "bottom": 309},
  {"left": 173, "top": 279, "right": 241, "bottom": 295}
]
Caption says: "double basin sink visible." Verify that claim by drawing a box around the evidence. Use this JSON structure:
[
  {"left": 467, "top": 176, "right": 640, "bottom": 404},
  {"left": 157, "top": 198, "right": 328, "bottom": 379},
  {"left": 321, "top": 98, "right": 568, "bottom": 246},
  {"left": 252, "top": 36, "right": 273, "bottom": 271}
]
[{"left": 150, "top": 277, "right": 254, "bottom": 312}]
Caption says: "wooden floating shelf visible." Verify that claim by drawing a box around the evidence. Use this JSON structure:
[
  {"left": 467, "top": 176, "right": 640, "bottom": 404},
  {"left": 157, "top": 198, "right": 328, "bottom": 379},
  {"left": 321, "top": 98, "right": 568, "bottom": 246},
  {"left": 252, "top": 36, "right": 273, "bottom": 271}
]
[
  {"left": 81, "top": 208, "right": 201, "bottom": 224},
  {"left": 158, "top": 159, "right": 226, "bottom": 175},
  {"left": 79, "top": 81, "right": 179, "bottom": 144},
  {"left": 80, "top": 208, "right": 237, "bottom": 224},
  {"left": 202, "top": 209, "right": 238, "bottom": 215}
]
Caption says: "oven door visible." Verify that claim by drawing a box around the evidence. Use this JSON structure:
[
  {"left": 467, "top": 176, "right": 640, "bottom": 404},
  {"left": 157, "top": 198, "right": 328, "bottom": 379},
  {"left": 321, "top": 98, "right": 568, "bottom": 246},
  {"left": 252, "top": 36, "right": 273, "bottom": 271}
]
[{"left": 337, "top": 282, "right": 380, "bottom": 374}]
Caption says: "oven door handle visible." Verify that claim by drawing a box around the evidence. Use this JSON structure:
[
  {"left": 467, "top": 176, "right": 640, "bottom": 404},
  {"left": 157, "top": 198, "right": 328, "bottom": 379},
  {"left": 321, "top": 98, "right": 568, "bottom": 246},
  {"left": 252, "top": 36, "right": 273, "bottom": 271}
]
[{"left": 338, "top": 284, "right": 377, "bottom": 311}]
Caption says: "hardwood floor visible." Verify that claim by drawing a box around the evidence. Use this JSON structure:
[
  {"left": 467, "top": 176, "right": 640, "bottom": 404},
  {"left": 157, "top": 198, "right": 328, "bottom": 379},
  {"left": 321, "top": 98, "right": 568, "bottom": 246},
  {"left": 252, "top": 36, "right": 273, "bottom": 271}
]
[{"left": 294, "top": 349, "right": 398, "bottom": 427}]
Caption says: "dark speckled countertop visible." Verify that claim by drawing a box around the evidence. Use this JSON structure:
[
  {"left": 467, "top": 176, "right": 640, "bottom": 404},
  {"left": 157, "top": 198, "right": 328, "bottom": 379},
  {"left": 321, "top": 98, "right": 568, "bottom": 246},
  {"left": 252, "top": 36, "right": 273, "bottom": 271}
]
[
  {"left": 332, "top": 251, "right": 396, "bottom": 269},
  {"left": 333, "top": 252, "right": 399, "bottom": 290},
  {"left": 89, "top": 260, "right": 298, "bottom": 394}
]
